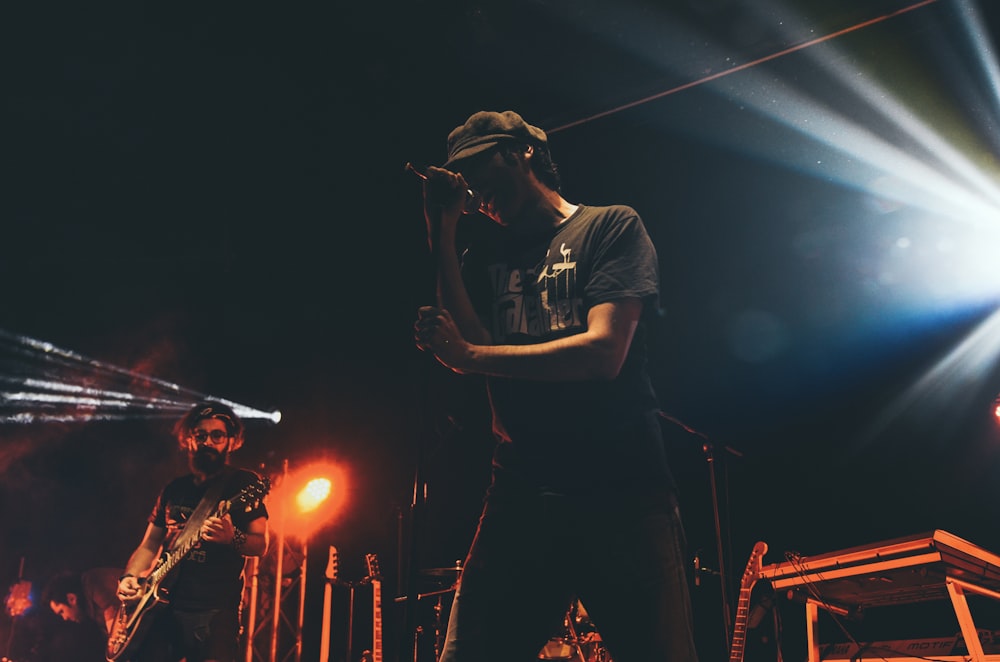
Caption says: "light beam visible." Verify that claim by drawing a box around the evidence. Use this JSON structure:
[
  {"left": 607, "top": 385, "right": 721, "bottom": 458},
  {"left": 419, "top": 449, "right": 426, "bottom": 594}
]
[{"left": 0, "top": 328, "right": 281, "bottom": 425}]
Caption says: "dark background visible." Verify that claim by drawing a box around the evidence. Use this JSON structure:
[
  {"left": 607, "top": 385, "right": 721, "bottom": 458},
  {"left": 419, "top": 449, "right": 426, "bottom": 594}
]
[{"left": 4, "top": 0, "right": 1000, "bottom": 660}]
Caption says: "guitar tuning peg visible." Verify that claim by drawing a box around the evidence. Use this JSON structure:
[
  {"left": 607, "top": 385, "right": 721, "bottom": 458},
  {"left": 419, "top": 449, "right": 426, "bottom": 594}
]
[{"left": 326, "top": 546, "right": 339, "bottom": 582}]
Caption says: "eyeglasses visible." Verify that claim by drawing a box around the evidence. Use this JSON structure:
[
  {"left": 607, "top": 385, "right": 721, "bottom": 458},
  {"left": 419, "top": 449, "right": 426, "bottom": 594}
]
[{"left": 191, "top": 429, "right": 230, "bottom": 443}]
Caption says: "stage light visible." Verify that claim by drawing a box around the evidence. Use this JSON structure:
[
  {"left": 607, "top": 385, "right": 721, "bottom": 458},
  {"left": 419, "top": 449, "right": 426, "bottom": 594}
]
[
  {"left": 857, "top": 307, "right": 1000, "bottom": 445},
  {"left": 0, "top": 329, "right": 280, "bottom": 425},
  {"left": 544, "top": 0, "right": 1000, "bottom": 443},
  {"left": 296, "top": 477, "right": 332, "bottom": 513},
  {"left": 269, "top": 460, "right": 348, "bottom": 540},
  {"left": 549, "top": 0, "right": 1000, "bottom": 308},
  {"left": 4, "top": 580, "right": 32, "bottom": 617}
]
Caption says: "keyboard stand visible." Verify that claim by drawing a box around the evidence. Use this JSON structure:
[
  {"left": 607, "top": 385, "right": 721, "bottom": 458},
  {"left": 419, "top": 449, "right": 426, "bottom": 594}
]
[{"left": 759, "top": 530, "right": 1000, "bottom": 661}]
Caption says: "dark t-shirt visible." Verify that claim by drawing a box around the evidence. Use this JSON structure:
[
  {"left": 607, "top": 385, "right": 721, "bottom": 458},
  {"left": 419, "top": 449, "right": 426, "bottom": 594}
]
[
  {"left": 149, "top": 466, "right": 268, "bottom": 610},
  {"left": 462, "top": 204, "right": 671, "bottom": 494}
]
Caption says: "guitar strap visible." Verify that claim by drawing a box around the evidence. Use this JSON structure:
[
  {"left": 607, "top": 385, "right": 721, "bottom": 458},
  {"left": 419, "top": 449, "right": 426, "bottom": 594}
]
[{"left": 166, "top": 472, "right": 230, "bottom": 553}]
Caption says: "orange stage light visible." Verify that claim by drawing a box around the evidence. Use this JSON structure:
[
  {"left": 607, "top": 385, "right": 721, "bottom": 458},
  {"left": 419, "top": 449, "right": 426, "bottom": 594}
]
[
  {"left": 267, "top": 459, "right": 349, "bottom": 541},
  {"left": 4, "top": 580, "right": 32, "bottom": 617},
  {"left": 296, "top": 477, "right": 332, "bottom": 513}
]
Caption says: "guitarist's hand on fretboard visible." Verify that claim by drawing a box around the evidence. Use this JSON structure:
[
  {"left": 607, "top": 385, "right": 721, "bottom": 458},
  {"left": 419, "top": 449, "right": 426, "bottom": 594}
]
[{"left": 199, "top": 511, "right": 236, "bottom": 545}]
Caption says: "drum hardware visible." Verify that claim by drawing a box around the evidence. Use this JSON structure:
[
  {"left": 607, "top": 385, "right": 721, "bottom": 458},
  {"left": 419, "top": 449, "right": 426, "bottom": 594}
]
[
  {"left": 392, "top": 585, "right": 456, "bottom": 604},
  {"left": 418, "top": 561, "right": 463, "bottom": 579},
  {"left": 389, "top": 592, "right": 450, "bottom": 662},
  {"left": 393, "top": 565, "right": 461, "bottom": 662},
  {"left": 432, "top": 594, "right": 445, "bottom": 661},
  {"left": 538, "top": 601, "right": 613, "bottom": 662}
]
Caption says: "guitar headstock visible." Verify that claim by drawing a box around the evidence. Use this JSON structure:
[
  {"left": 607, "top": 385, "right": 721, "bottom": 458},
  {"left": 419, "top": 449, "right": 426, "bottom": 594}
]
[
  {"left": 741, "top": 541, "right": 768, "bottom": 588},
  {"left": 232, "top": 476, "right": 271, "bottom": 513},
  {"left": 326, "top": 546, "right": 339, "bottom": 581},
  {"left": 365, "top": 553, "right": 381, "bottom": 581}
]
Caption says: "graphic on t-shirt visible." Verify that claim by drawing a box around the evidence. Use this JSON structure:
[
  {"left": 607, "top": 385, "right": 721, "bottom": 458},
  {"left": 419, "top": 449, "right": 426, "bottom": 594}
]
[{"left": 489, "top": 242, "right": 584, "bottom": 341}]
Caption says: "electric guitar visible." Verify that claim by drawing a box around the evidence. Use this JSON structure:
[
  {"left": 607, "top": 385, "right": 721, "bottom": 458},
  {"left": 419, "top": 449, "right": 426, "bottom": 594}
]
[
  {"left": 106, "top": 476, "right": 270, "bottom": 661},
  {"left": 729, "top": 541, "right": 768, "bottom": 662},
  {"left": 362, "top": 553, "right": 383, "bottom": 662},
  {"left": 320, "top": 546, "right": 339, "bottom": 662}
]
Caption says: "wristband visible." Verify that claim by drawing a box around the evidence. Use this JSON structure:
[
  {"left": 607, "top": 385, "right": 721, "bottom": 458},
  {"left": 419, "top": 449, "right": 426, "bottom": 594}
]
[
  {"left": 232, "top": 528, "right": 248, "bottom": 552},
  {"left": 118, "top": 573, "right": 135, "bottom": 583}
]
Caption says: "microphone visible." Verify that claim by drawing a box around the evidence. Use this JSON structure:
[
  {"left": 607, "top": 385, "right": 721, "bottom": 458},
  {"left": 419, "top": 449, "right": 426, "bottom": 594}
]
[{"left": 405, "top": 162, "right": 482, "bottom": 214}]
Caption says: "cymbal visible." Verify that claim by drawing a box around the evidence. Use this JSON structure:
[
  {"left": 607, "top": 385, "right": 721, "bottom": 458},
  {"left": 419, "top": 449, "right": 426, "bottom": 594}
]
[{"left": 420, "top": 564, "right": 463, "bottom": 578}]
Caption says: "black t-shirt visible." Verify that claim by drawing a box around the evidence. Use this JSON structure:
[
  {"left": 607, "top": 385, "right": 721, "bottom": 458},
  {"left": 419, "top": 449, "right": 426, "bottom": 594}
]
[
  {"left": 149, "top": 466, "right": 268, "bottom": 610},
  {"left": 462, "top": 204, "right": 671, "bottom": 494}
]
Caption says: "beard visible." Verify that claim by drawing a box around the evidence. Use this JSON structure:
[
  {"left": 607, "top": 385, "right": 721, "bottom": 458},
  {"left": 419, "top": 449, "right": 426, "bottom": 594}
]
[{"left": 190, "top": 447, "right": 227, "bottom": 475}]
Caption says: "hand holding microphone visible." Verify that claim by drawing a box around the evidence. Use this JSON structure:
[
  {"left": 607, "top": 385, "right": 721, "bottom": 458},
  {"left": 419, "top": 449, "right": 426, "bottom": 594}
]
[{"left": 406, "top": 162, "right": 483, "bottom": 214}]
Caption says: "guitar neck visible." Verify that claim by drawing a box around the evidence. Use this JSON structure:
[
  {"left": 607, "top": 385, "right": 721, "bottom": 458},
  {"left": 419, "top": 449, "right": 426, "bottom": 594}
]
[
  {"left": 729, "top": 541, "right": 767, "bottom": 662},
  {"left": 729, "top": 586, "right": 752, "bottom": 662},
  {"left": 371, "top": 578, "right": 382, "bottom": 662},
  {"left": 151, "top": 500, "right": 229, "bottom": 585}
]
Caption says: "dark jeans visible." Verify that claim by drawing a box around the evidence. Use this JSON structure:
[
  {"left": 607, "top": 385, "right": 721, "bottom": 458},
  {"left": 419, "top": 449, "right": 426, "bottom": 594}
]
[
  {"left": 130, "top": 606, "right": 240, "bottom": 662},
  {"left": 438, "top": 485, "right": 700, "bottom": 662}
]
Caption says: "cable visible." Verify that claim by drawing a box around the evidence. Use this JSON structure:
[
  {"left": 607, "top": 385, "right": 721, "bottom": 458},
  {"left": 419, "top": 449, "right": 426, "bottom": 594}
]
[{"left": 548, "top": 0, "right": 941, "bottom": 135}]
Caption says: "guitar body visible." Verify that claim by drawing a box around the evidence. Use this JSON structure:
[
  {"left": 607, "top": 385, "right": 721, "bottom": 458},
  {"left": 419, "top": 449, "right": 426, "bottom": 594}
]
[{"left": 106, "top": 577, "right": 172, "bottom": 661}]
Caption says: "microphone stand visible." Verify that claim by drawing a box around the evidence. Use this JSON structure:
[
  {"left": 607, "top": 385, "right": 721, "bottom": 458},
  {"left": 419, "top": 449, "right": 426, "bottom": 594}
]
[
  {"left": 399, "top": 163, "right": 487, "bottom": 662},
  {"left": 402, "top": 448, "right": 428, "bottom": 662},
  {"left": 703, "top": 440, "right": 733, "bottom": 649},
  {"left": 659, "top": 412, "right": 743, "bottom": 654},
  {"left": 400, "top": 163, "right": 448, "bottom": 662},
  {"left": 400, "top": 328, "right": 432, "bottom": 662}
]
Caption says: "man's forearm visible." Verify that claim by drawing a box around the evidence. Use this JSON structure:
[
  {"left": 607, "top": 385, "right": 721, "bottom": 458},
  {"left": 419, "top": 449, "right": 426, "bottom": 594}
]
[
  {"left": 437, "top": 237, "right": 490, "bottom": 344},
  {"left": 123, "top": 548, "right": 157, "bottom": 577},
  {"left": 459, "top": 332, "right": 626, "bottom": 382},
  {"left": 238, "top": 530, "right": 268, "bottom": 557}
]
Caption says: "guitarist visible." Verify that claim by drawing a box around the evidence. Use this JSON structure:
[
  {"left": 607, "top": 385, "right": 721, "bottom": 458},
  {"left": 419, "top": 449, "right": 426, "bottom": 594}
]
[{"left": 115, "top": 402, "right": 269, "bottom": 662}]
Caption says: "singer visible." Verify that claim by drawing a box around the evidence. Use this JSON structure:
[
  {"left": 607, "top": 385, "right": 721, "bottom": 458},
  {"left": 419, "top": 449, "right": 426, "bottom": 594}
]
[{"left": 413, "top": 110, "right": 701, "bottom": 662}]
